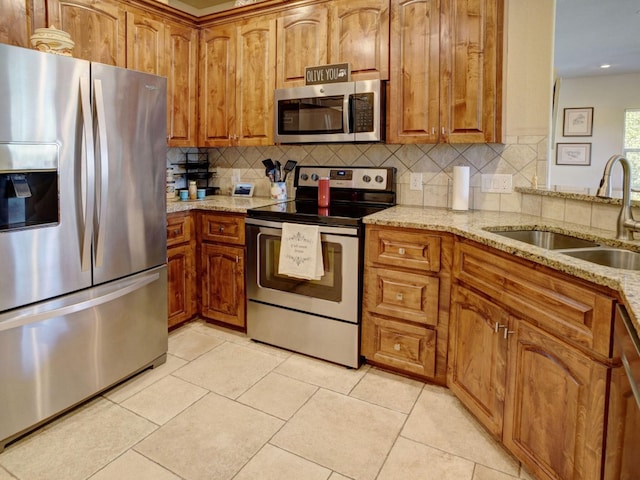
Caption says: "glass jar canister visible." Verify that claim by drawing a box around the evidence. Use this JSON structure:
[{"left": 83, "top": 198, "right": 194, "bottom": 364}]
[{"left": 188, "top": 180, "right": 197, "bottom": 200}]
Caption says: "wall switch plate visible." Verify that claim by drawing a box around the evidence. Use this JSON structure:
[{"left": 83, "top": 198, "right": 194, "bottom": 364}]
[
  {"left": 481, "top": 173, "right": 513, "bottom": 193},
  {"left": 232, "top": 169, "right": 241, "bottom": 185},
  {"left": 410, "top": 172, "right": 423, "bottom": 191}
]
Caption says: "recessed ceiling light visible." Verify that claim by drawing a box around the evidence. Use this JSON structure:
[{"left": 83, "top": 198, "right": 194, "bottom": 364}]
[{"left": 600, "top": 64, "right": 611, "bottom": 69}]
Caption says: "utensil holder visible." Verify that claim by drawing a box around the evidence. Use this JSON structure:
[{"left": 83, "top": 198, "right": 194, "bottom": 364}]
[{"left": 270, "top": 182, "right": 287, "bottom": 200}]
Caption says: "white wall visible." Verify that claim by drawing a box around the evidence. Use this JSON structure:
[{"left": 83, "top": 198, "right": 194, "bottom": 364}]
[{"left": 549, "top": 72, "right": 640, "bottom": 192}]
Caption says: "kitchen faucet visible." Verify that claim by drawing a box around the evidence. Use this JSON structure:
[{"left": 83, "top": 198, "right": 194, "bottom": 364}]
[{"left": 595, "top": 154, "right": 640, "bottom": 240}]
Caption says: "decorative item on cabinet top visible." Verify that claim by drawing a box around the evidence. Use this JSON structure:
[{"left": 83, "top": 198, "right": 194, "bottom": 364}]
[{"left": 30, "top": 26, "right": 74, "bottom": 57}]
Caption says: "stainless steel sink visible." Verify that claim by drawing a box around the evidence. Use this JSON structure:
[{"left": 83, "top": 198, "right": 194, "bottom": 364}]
[
  {"left": 560, "top": 248, "right": 640, "bottom": 271},
  {"left": 489, "top": 229, "right": 599, "bottom": 250}
]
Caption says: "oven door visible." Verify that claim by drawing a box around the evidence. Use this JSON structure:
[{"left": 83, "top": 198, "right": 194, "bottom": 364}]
[{"left": 246, "top": 220, "right": 360, "bottom": 323}]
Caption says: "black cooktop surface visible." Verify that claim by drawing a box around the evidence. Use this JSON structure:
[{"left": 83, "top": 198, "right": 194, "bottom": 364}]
[{"left": 247, "top": 200, "right": 391, "bottom": 227}]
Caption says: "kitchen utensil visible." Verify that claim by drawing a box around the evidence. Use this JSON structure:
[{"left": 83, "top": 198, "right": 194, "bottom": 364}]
[
  {"left": 274, "top": 161, "right": 282, "bottom": 181},
  {"left": 283, "top": 160, "right": 297, "bottom": 180},
  {"left": 262, "top": 158, "right": 275, "bottom": 171}
]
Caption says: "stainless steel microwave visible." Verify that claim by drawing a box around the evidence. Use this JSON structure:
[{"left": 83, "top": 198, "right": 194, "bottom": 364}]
[{"left": 274, "top": 80, "right": 383, "bottom": 143}]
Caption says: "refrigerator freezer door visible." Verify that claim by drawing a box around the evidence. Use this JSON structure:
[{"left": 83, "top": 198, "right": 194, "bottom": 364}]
[
  {"left": 91, "top": 64, "right": 167, "bottom": 285},
  {"left": 0, "top": 44, "right": 93, "bottom": 312},
  {"left": 0, "top": 266, "right": 168, "bottom": 452}
]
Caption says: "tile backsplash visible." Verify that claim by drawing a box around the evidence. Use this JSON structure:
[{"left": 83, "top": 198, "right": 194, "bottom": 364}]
[{"left": 167, "top": 135, "right": 548, "bottom": 212}]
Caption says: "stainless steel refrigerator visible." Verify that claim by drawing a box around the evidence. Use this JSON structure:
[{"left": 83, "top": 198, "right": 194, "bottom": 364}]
[{"left": 0, "top": 44, "right": 168, "bottom": 451}]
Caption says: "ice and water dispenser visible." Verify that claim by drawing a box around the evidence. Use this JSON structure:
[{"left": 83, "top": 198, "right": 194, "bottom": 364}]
[{"left": 0, "top": 143, "right": 58, "bottom": 231}]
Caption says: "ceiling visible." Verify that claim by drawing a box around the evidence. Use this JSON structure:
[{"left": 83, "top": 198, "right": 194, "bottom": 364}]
[
  {"left": 555, "top": 0, "right": 640, "bottom": 78},
  {"left": 167, "top": 0, "right": 640, "bottom": 78}
]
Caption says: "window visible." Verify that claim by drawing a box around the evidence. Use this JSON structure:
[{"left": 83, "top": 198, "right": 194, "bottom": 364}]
[{"left": 624, "top": 109, "right": 640, "bottom": 187}]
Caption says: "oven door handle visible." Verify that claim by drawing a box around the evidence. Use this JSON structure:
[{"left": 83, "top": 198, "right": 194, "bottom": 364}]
[{"left": 245, "top": 218, "right": 359, "bottom": 237}]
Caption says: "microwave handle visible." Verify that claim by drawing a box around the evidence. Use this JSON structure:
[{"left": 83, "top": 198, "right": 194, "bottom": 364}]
[{"left": 346, "top": 94, "right": 354, "bottom": 134}]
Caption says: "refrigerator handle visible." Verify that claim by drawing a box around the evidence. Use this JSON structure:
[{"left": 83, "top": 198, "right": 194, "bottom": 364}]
[
  {"left": 93, "top": 79, "right": 110, "bottom": 268},
  {"left": 0, "top": 271, "right": 160, "bottom": 332},
  {"left": 79, "top": 77, "right": 95, "bottom": 272}
]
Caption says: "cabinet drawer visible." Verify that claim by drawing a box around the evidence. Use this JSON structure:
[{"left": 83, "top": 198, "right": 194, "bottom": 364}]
[
  {"left": 362, "top": 313, "right": 436, "bottom": 377},
  {"left": 365, "top": 267, "right": 440, "bottom": 326},
  {"left": 366, "top": 226, "right": 441, "bottom": 272},
  {"left": 200, "top": 212, "right": 245, "bottom": 245},
  {"left": 167, "top": 212, "right": 192, "bottom": 246},
  {"left": 454, "top": 241, "right": 615, "bottom": 357}
]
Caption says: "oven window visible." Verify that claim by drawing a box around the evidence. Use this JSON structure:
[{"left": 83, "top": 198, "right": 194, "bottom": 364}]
[{"left": 258, "top": 233, "right": 342, "bottom": 302}]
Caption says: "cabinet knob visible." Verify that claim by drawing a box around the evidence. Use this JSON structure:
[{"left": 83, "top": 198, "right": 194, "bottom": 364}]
[
  {"left": 173, "top": 229, "right": 180, "bottom": 235},
  {"left": 218, "top": 225, "right": 225, "bottom": 233},
  {"left": 398, "top": 247, "right": 405, "bottom": 255},
  {"left": 396, "top": 293, "right": 404, "bottom": 301},
  {"left": 394, "top": 343, "right": 401, "bottom": 352}
]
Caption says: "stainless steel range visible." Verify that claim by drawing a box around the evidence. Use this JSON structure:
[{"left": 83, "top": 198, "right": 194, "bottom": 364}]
[{"left": 245, "top": 165, "right": 396, "bottom": 367}]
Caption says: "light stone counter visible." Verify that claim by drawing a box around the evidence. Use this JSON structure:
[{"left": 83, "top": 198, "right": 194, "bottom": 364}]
[
  {"left": 166, "top": 195, "right": 279, "bottom": 214},
  {"left": 364, "top": 205, "right": 640, "bottom": 334}
]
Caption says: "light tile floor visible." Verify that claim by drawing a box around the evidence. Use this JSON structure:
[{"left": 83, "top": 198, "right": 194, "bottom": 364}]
[{"left": 0, "top": 319, "right": 536, "bottom": 480}]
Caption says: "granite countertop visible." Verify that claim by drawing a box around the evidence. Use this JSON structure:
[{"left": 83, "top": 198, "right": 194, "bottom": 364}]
[
  {"left": 363, "top": 205, "right": 640, "bottom": 333},
  {"left": 167, "top": 195, "right": 278, "bottom": 214}
]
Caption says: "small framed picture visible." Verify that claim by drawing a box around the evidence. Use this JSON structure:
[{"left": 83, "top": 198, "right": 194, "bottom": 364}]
[
  {"left": 556, "top": 143, "right": 591, "bottom": 166},
  {"left": 563, "top": 107, "right": 593, "bottom": 136}
]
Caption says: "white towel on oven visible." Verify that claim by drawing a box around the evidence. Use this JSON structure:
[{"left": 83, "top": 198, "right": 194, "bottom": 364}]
[{"left": 278, "top": 222, "right": 324, "bottom": 280}]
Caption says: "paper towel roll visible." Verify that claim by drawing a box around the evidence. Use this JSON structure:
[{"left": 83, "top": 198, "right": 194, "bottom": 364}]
[{"left": 451, "top": 166, "right": 470, "bottom": 211}]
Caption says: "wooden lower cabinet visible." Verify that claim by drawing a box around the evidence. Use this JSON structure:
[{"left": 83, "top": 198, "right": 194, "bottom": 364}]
[
  {"left": 198, "top": 211, "right": 246, "bottom": 329},
  {"left": 362, "top": 226, "right": 451, "bottom": 384},
  {"left": 450, "top": 239, "right": 616, "bottom": 480},
  {"left": 167, "top": 211, "right": 196, "bottom": 328},
  {"left": 200, "top": 242, "right": 245, "bottom": 328}
]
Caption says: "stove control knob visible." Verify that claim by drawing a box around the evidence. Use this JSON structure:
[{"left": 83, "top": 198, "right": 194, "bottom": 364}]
[
  {"left": 375, "top": 175, "right": 384, "bottom": 183},
  {"left": 311, "top": 173, "right": 319, "bottom": 181},
  {"left": 300, "top": 173, "right": 309, "bottom": 181},
  {"left": 362, "top": 175, "right": 372, "bottom": 183}
]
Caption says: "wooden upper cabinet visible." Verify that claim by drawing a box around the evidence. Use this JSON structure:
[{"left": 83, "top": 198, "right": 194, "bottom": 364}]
[
  {"left": 440, "top": 0, "right": 502, "bottom": 143},
  {"left": 199, "top": 18, "right": 275, "bottom": 147},
  {"left": 0, "top": 0, "right": 31, "bottom": 47},
  {"left": 276, "top": 4, "right": 329, "bottom": 88},
  {"left": 388, "top": 0, "right": 440, "bottom": 143},
  {"left": 389, "top": 0, "right": 502, "bottom": 144},
  {"left": 328, "top": 0, "right": 389, "bottom": 80},
  {"left": 199, "top": 24, "right": 236, "bottom": 146},
  {"left": 166, "top": 21, "right": 198, "bottom": 147},
  {"left": 125, "top": 11, "right": 166, "bottom": 76},
  {"left": 235, "top": 17, "right": 276, "bottom": 146},
  {"left": 47, "top": 0, "right": 126, "bottom": 66}
]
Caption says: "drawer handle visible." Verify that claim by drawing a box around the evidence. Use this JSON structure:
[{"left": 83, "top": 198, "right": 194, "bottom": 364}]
[
  {"left": 503, "top": 328, "right": 515, "bottom": 339},
  {"left": 173, "top": 229, "right": 180, "bottom": 235},
  {"left": 494, "top": 322, "right": 505, "bottom": 333},
  {"left": 218, "top": 226, "right": 225, "bottom": 233},
  {"left": 398, "top": 247, "right": 405, "bottom": 255},
  {"left": 394, "top": 343, "right": 401, "bottom": 352},
  {"left": 396, "top": 293, "right": 403, "bottom": 301}
]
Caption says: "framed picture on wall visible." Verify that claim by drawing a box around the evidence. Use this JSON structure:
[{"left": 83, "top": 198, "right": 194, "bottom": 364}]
[
  {"left": 563, "top": 107, "right": 594, "bottom": 136},
  {"left": 556, "top": 143, "right": 592, "bottom": 165}
]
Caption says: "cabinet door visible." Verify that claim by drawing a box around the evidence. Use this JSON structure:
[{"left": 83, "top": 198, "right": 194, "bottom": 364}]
[
  {"left": 388, "top": 0, "right": 440, "bottom": 144},
  {"left": 201, "top": 243, "right": 245, "bottom": 328},
  {"left": 328, "top": 0, "right": 389, "bottom": 80},
  {"left": 448, "top": 285, "right": 508, "bottom": 438},
  {"left": 503, "top": 320, "right": 608, "bottom": 480},
  {"left": 440, "top": 0, "right": 502, "bottom": 143},
  {"left": 47, "top": 0, "right": 126, "bottom": 66},
  {"left": 236, "top": 17, "right": 276, "bottom": 146},
  {"left": 199, "top": 24, "right": 236, "bottom": 147},
  {"left": 0, "top": 0, "right": 30, "bottom": 47},
  {"left": 276, "top": 4, "right": 329, "bottom": 88},
  {"left": 167, "top": 243, "right": 195, "bottom": 328},
  {"left": 125, "top": 11, "right": 166, "bottom": 75},
  {"left": 166, "top": 21, "right": 198, "bottom": 147}
]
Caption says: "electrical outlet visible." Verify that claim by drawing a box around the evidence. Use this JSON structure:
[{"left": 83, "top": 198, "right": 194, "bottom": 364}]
[
  {"left": 481, "top": 173, "right": 513, "bottom": 193},
  {"left": 232, "top": 169, "right": 241, "bottom": 184},
  {"left": 410, "top": 172, "right": 423, "bottom": 191}
]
